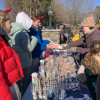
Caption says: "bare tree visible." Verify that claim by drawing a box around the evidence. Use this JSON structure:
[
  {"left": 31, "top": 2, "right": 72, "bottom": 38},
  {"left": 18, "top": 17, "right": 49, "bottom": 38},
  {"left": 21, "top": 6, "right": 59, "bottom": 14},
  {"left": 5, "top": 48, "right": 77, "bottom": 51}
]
[
  {"left": 1, "top": 0, "right": 35, "bottom": 21},
  {"left": 0, "top": 0, "right": 5, "bottom": 10},
  {"left": 64, "top": 0, "right": 96, "bottom": 27},
  {"left": 53, "top": 0, "right": 96, "bottom": 26},
  {"left": 2, "top": 0, "right": 54, "bottom": 25},
  {"left": 95, "top": 6, "right": 100, "bottom": 22},
  {"left": 2, "top": 0, "right": 23, "bottom": 21},
  {"left": 53, "top": 0, "right": 66, "bottom": 23}
]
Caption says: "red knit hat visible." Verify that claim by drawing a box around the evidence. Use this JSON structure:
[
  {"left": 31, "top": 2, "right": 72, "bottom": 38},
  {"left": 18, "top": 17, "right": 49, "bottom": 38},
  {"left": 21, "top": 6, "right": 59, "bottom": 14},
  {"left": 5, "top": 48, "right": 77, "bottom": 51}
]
[
  {"left": 33, "top": 16, "right": 44, "bottom": 21},
  {"left": 81, "top": 14, "right": 95, "bottom": 27},
  {"left": 3, "top": 7, "right": 12, "bottom": 14}
]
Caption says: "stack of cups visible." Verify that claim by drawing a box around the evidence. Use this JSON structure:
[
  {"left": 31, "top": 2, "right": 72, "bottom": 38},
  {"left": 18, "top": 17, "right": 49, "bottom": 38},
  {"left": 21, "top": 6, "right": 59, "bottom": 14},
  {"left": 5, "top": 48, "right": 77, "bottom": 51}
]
[
  {"left": 39, "top": 60, "right": 45, "bottom": 78},
  {"left": 31, "top": 73, "right": 38, "bottom": 100}
]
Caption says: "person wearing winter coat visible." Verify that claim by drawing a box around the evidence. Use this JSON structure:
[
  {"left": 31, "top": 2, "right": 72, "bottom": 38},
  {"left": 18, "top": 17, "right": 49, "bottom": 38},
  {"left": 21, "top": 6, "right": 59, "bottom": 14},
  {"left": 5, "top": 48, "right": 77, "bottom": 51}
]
[
  {"left": 78, "top": 41, "right": 100, "bottom": 100},
  {"left": 63, "top": 24, "right": 73, "bottom": 42},
  {"left": 62, "top": 14, "right": 100, "bottom": 55},
  {"left": 0, "top": 8, "right": 24, "bottom": 100},
  {"left": 63, "top": 24, "right": 73, "bottom": 36},
  {"left": 28, "top": 16, "right": 50, "bottom": 73},
  {"left": 72, "top": 31, "right": 79, "bottom": 41},
  {"left": 8, "top": 12, "right": 38, "bottom": 98}
]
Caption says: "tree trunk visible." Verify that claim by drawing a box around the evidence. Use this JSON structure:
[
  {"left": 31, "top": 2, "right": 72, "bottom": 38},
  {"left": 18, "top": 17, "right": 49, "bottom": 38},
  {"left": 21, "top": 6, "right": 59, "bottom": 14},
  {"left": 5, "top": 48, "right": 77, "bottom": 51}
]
[{"left": 30, "top": 0, "right": 31, "bottom": 17}]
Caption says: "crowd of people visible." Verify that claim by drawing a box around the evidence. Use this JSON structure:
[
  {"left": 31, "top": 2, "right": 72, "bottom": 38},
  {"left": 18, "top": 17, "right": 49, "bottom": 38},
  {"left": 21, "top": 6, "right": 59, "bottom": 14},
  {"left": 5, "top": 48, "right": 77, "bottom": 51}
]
[
  {"left": 0, "top": 7, "right": 100, "bottom": 100},
  {"left": 0, "top": 8, "right": 52, "bottom": 100}
]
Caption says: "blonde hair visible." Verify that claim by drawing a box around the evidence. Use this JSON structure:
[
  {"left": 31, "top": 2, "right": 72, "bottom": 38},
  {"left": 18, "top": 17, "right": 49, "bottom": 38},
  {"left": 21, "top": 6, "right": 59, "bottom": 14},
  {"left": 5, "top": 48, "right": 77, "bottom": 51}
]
[
  {"left": 0, "top": 10, "right": 10, "bottom": 33},
  {"left": 82, "top": 41, "right": 100, "bottom": 73}
]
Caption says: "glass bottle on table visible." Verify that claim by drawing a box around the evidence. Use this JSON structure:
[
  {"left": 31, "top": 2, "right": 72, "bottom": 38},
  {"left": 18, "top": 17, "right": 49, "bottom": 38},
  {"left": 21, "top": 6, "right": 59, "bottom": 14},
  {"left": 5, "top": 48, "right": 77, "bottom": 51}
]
[{"left": 39, "top": 60, "right": 45, "bottom": 77}]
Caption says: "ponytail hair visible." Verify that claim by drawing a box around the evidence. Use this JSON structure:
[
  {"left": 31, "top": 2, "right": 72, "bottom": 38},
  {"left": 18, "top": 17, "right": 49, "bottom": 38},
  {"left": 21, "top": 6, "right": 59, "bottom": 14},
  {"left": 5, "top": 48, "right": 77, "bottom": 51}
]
[{"left": 82, "top": 41, "right": 100, "bottom": 73}]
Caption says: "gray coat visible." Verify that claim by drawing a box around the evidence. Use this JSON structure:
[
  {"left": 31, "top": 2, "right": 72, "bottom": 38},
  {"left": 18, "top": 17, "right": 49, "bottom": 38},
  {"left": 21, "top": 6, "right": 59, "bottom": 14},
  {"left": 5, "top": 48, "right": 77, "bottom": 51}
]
[{"left": 8, "top": 22, "right": 38, "bottom": 69}]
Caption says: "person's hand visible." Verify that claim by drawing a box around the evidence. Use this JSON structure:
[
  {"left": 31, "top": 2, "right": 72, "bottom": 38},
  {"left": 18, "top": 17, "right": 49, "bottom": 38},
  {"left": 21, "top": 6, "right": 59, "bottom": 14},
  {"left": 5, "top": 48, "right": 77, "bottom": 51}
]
[
  {"left": 70, "top": 47, "right": 77, "bottom": 52},
  {"left": 61, "top": 44, "right": 67, "bottom": 47},
  {"left": 30, "top": 36, "right": 34, "bottom": 40},
  {"left": 46, "top": 44, "right": 50, "bottom": 49},
  {"left": 49, "top": 42, "right": 52, "bottom": 45}
]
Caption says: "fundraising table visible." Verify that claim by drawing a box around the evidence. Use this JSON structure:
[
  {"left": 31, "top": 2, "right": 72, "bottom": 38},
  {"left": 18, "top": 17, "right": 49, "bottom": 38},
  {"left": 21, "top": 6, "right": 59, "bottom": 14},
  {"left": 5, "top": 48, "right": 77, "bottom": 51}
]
[{"left": 22, "top": 51, "right": 93, "bottom": 100}]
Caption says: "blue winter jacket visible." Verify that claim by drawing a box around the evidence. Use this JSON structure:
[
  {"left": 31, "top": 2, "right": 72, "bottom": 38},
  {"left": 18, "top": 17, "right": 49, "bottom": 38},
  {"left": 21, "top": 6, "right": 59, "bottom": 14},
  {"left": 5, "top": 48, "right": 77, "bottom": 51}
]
[{"left": 28, "top": 25, "right": 50, "bottom": 58}]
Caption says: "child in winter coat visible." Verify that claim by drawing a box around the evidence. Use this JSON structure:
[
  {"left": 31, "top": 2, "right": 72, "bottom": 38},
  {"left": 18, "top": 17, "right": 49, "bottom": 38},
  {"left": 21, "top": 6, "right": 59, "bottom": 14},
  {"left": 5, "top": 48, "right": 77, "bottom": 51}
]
[
  {"left": 8, "top": 12, "right": 38, "bottom": 98},
  {"left": 0, "top": 8, "right": 24, "bottom": 100},
  {"left": 78, "top": 41, "right": 100, "bottom": 100},
  {"left": 72, "top": 31, "right": 79, "bottom": 41}
]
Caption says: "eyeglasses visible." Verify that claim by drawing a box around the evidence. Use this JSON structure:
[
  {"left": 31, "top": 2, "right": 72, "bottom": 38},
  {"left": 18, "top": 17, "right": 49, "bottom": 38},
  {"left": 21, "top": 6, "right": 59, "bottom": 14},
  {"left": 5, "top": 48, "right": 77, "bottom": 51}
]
[{"left": 81, "top": 27, "right": 84, "bottom": 29}]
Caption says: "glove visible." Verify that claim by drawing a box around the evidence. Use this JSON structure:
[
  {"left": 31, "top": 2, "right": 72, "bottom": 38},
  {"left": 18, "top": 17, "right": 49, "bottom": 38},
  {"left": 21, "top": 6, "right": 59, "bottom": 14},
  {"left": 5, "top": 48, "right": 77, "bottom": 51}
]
[
  {"left": 69, "top": 47, "right": 77, "bottom": 52},
  {"left": 43, "top": 49, "right": 51, "bottom": 57},
  {"left": 78, "top": 73, "right": 87, "bottom": 83},
  {"left": 61, "top": 43, "right": 68, "bottom": 49}
]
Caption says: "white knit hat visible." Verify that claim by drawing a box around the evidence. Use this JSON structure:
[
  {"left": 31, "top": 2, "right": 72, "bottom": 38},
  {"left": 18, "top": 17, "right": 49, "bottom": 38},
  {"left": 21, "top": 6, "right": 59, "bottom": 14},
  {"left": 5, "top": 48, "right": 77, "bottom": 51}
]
[{"left": 16, "top": 12, "right": 33, "bottom": 30}]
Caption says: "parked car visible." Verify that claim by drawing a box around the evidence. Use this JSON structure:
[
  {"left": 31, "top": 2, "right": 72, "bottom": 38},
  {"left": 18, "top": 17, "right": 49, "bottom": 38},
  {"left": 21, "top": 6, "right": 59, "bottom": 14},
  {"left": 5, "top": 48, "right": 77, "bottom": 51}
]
[{"left": 42, "top": 26, "right": 49, "bottom": 30}]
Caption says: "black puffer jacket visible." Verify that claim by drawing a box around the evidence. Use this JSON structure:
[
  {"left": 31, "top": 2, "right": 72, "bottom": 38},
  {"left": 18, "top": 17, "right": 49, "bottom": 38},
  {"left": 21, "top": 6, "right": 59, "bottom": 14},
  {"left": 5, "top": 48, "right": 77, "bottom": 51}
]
[
  {"left": 63, "top": 25, "right": 73, "bottom": 36},
  {"left": 0, "top": 27, "right": 10, "bottom": 45}
]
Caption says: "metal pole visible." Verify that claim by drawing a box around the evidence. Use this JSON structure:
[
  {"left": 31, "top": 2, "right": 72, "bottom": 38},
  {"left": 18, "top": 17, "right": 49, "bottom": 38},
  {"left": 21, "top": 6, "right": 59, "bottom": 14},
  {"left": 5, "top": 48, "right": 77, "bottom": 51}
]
[
  {"left": 36, "top": 9, "right": 37, "bottom": 16},
  {"left": 49, "top": 15, "right": 52, "bottom": 29},
  {"left": 30, "top": 0, "right": 32, "bottom": 18}
]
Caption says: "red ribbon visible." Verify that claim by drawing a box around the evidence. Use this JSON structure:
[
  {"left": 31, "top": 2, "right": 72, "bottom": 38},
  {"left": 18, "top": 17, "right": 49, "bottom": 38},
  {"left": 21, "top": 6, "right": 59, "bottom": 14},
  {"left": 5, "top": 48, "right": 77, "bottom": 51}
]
[
  {"left": 33, "top": 16, "right": 44, "bottom": 21},
  {"left": 3, "top": 7, "right": 12, "bottom": 14}
]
